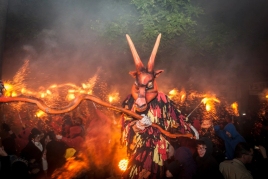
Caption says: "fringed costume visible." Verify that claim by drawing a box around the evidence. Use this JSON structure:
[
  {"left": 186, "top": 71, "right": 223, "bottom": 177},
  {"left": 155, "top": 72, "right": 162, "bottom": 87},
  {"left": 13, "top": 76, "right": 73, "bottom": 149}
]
[{"left": 121, "top": 92, "right": 188, "bottom": 179}]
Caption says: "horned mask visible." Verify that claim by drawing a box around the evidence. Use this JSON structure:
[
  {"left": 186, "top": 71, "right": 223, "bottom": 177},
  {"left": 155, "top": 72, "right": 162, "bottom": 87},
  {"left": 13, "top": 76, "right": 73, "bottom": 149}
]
[{"left": 126, "top": 34, "right": 164, "bottom": 112}]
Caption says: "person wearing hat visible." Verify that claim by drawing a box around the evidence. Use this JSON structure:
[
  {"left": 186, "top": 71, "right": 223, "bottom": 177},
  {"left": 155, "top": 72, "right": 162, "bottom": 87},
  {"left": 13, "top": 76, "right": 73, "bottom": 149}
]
[{"left": 20, "top": 128, "right": 44, "bottom": 178}]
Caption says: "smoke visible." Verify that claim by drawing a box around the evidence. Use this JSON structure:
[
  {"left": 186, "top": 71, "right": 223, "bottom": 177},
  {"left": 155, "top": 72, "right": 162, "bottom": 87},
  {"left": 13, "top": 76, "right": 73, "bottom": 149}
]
[{"left": 2, "top": 0, "right": 268, "bottom": 112}]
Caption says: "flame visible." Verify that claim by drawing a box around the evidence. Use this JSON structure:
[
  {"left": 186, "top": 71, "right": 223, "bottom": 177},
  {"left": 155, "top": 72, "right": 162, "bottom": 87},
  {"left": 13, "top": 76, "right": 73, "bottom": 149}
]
[
  {"left": 266, "top": 94, "right": 268, "bottom": 99},
  {"left": 201, "top": 97, "right": 220, "bottom": 104},
  {"left": 36, "top": 110, "right": 45, "bottom": 118},
  {"left": 67, "top": 94, "right": 75, "bottom": 100},
  {"left": 46, "top": 90, "right": 52, "bottom": 95},
  {"left": 231, "top": 102, "right": 239, "bottom": 116},
  {"left": 118, "top": 159, "right": 128, "bottom": 171},
  {"left": 169, "top": 89, "right": 178, "bottom": 96},
  {"left": 168, "top": 88, "right": 186, "bottom": 104},
  {"left": 108, "top": 92, "right": 120, "bottom": 103},
  {"left": 206, "top": 103, "right": 211, "bottom": 111}
]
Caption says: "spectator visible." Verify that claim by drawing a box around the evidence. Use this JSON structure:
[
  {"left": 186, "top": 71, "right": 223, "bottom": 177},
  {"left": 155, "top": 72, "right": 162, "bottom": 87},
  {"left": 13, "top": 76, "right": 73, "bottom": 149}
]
[
  {"left": 214, "top": 123, "right": 246, "bottom": 159},
  {"left": 219, "top": 142, "right": 253, "bottom": 179},
  {"left": 1, "top": 146, "right": 30, "bottom": 179},
  {"left": 165, "top": 160, "right": 182, "bottom": 178},
  {"left": 20, "top": 128, "right": 44, "bottom": 178},
  {"left": 173, "top": 146, "right": 197, "bottom": 179},
  {"left": 193, "top": 137, "right": 224, "bottom": 179},
  {"left": 250, "top": 145, "right": 268, "bottom": 179},
  {"left": 45, "top": 131, "right": 67, "bottom": 178}
]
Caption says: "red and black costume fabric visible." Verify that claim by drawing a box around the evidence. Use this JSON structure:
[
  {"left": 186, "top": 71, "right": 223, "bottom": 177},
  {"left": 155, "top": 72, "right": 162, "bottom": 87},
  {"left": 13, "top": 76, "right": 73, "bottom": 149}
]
[{"left": 121, "top": 92, "right": 188, "bottom": 179}]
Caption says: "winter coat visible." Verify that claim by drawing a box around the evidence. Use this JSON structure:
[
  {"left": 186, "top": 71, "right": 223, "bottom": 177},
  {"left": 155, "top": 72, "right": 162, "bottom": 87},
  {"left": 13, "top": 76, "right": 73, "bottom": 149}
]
[
  {"left": 193, "top": 137, "right": 224, "bottom": 179},
  {"left": 174, "top": 146, "right": 197, "bottom": 179},
  {"left": 214, "top": 123, "right": 246, "bottom": 159}
]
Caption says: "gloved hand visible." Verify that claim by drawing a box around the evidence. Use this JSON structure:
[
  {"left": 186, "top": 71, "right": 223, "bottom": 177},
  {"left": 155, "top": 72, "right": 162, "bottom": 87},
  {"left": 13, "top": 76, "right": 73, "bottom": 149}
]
[
  {"left": 2, "top": 123, "right": 11, "bottom": 132},
  {"left": 136, "top": 114, "right": 152, "bottom": 130},
  {"left": 56, "top": 135, "right": 63, "bottom": 140}
]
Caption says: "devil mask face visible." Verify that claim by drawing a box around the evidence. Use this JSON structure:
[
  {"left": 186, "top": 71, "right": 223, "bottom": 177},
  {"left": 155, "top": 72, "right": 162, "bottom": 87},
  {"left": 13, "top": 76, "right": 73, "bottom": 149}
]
[{"left": 126, "top": 34, "right": 164, "bottom": 112}]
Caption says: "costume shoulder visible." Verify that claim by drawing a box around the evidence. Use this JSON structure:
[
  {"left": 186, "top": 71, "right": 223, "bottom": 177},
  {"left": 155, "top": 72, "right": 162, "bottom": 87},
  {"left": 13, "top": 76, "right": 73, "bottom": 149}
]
[{"left": 122, "top": 94, "right": 135, "bottom": 109}]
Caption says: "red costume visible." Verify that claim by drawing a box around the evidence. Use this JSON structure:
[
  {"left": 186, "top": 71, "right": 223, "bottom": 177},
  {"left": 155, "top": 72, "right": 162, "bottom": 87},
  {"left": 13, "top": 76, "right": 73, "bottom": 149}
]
[{"left": 121, "top": 34, "right": 192, "bottom": 179}]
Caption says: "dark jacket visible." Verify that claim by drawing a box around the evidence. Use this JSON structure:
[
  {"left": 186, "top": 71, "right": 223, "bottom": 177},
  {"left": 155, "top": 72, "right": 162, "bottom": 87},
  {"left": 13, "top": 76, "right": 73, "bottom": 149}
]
[
  {"left": 193, "top": 137, "right": 224, "bottom": 179},
  {"left": 46, "top": 140, "right": 67, "bottom": 177},
  {"left": 174, "top": 146, "right": 197, "bottom": 179}
]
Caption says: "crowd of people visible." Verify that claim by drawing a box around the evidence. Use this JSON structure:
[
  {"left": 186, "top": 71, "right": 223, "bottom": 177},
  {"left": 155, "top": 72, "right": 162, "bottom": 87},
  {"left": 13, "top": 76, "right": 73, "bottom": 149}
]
[
  {"left": 164, "top": 113, "right": 268, "bottom": 179},
  {"left": 0, "top": 110, "right": 268, "bottom": 179},
  {"left": 0, "top": 114, "right": 86, "bottom": 179}
]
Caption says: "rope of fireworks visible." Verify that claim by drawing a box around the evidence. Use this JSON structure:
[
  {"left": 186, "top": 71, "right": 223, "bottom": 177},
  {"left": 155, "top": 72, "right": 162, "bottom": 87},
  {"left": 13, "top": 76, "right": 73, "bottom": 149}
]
[{"left": 0, "top": 94, "right": 194, "bottom": 139}]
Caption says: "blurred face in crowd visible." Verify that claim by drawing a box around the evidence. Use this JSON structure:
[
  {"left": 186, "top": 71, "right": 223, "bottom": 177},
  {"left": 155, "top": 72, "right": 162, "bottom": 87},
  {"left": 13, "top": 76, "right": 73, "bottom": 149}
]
[
  {"left": 243, "top": 148, "right": 254, "bottom": 164},
  {"left": 34, "top": 134, "right": 41, "bottom": 142},
  {"left": 197, "top": 144, "right": 207, "bottom": 157},
  {"left": 201, "top": 119, "right": 212, "bottom": 129},
  {"left": 45, "top": 135, "right": 51, "bottom": 144},
  {"left": 226, "top": 131, "right": 232, "bottom": 138}
]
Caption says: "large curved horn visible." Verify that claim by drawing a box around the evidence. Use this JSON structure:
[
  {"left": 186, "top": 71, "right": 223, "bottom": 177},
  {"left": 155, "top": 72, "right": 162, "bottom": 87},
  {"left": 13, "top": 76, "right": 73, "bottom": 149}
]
[
  {"left": 148, "top": 34, "right": 161, "bottom": 72},
  {"left": 126, "top": 34, "right": 144, "bottom": 71}
]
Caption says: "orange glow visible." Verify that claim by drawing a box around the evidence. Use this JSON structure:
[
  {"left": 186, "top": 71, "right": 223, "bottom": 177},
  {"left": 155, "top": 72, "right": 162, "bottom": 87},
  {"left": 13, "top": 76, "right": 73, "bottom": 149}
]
[
  {"left": 231, "top": 102, "right": 239, "bottom": 116},
  {"left": 206, "top": 103, "right": 211, "bottom": 111},
  {"left": 201, "top": 97, "right": 220, "bottom": 104},
  {"left": 108, "top": 92, "right": 120, "bottom": 103},
  {"left": 46, "top": 90, "right": 52, "bottom": 95},
  {"left": 3, "top": 83, "right": 12, "bottom": 91},
  {"left": 36, "top": 110, "right": 45, "bottom": 118},
  {"left": 40, "top": 93, "right": 46, "bottom": 98},
  {"left": 169, "top": 89, "right": 178, "bottom": 96},
  {"left": 118, "top": 159, "right": 128, "bottom": 171},
  {"left": 11, "top": 91, "right": 17, "bottom": 97},
  {"left": 266, "top": 95, "right": 268, "bottom": 99},
  {"left": 67, "top": 94, "right": 75, "bottom": 100}
]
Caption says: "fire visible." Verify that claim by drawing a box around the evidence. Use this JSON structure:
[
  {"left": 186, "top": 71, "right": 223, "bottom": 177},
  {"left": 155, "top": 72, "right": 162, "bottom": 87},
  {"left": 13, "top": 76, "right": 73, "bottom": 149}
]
[
  {"left": 206, "top": 103, "right": 211, "bottom": 111},
  {"left": 168, "top": 88, "right": 186, "bottom": 104},
  {"left": 266, "top": 94, "right": 268, "bottom": 99},
  {"left": 67, "top": 94, "right": 75, "bottom": 100},
  {"left": 231, "top": 102, "right": 239, "bottom": 116},
  {"left": 108, "top": 92, "right": 120, "bottom": 103},
  {"left": 201, "top": 97, "right": 220, "bottom": 104},
  {"left": 35, "top": 110, "right": 45, "bottom": 118},
  {"left": 169, "top": 88, "right": 178, "bottom": 96},
  {"left": 118, "top": 159, "right": 128, "bottom": 171}
]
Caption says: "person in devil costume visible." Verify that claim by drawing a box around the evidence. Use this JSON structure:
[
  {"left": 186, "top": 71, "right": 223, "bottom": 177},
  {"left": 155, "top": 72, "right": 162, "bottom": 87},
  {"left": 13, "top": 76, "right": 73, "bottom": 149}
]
[{"left": 121, "top": 34, "right": 194, "bottom": 179}]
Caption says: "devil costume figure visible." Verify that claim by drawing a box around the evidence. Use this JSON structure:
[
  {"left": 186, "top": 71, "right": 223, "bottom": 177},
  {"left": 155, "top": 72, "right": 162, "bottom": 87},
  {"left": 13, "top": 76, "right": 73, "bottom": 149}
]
[{"left": 121, "top": 34, "right": 193, "bottom": 179}]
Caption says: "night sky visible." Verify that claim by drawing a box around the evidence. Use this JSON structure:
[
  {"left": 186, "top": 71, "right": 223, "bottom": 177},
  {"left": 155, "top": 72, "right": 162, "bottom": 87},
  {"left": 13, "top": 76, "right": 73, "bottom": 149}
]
[{"left": 2, "top": 0, "right": 268, "bottom": 111}]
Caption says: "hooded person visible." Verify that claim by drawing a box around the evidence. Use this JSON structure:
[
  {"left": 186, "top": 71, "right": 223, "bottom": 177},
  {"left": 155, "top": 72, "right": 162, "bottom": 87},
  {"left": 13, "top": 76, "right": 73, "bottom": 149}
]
[
  {"left": 165, "top": 160, "right": 182, "bottom": 178},
  {"left": 173, "top": 146, "right": 197, "bottom": 179},
  {"left": 193, "top": 137, "right": 224, "bottom": 179},
  {"left": 214, "top": 123, "right": 246, "bottom": 159}
]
